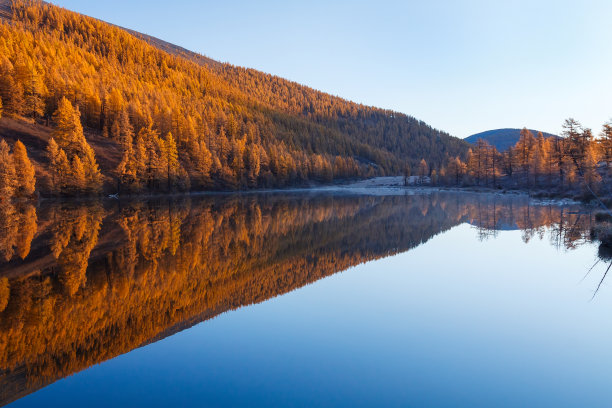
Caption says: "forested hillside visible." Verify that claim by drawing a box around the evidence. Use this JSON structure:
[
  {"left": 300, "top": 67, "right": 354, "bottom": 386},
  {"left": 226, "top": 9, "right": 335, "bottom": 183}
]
[
  {"left": 465, "top": 128, "right": 558, "bottom": 151},
  {"left": 0, "top": 0, "right": 468, "bottom": 196}
]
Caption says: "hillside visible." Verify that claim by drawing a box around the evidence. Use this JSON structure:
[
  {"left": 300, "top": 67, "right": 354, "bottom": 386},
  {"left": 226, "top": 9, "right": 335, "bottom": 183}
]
[
  {"left": 0, "top": 0, "right": 468, "bottom": 195},
  {"left": 465, "top": 128, "right": 558, "bottom": 151}
]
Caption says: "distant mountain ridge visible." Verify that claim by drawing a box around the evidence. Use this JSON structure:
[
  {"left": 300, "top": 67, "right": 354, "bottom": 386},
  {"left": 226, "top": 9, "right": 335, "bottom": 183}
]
[{"left": 465, "top": 129, "right": 559, "bottom": 151}]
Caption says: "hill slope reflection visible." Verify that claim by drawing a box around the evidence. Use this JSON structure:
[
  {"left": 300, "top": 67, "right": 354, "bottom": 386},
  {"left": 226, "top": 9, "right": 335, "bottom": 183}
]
[{"left": 0, "top": 193, "right": 596, "bottom": 405}]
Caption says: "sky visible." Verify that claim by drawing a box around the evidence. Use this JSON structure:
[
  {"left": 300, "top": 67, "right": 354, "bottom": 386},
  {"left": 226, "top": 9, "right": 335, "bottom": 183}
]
[{"left": 49, "top": 0, "right": 612, "bottom": 139}]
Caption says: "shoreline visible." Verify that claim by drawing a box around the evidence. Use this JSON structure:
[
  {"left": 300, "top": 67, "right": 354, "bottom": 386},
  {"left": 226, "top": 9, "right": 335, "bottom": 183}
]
[{"left": 21, "top": 176, "right": 608, "bottom": 208}]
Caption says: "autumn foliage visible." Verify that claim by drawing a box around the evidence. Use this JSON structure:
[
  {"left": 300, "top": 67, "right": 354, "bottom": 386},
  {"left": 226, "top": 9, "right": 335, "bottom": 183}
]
[
  {"left": 0, "top": 137, "right": 36, "bottom": 202},
  {"left": 434, "top": 120, "right": 612, "bottom": 194},
  {"left": 0, "top": 0, "right": 468, "bottom": 195}
]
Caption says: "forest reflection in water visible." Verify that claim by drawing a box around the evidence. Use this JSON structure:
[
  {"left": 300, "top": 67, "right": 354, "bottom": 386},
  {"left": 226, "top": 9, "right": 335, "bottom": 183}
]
[{"left": 0, "top": 191, "right": 602, "bottom": 406}]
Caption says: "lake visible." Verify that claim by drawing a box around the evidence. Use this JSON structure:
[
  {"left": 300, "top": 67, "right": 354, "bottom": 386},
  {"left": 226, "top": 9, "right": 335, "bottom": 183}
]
[{"left": 1, "top": 189, "right": 611, "bottom": 407}]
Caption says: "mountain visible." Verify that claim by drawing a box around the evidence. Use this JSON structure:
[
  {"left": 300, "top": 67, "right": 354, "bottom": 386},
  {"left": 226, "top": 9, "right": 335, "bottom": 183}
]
[
  {"left": 0, "top": 0, "right": 469, "bottom": 195},
  {"left": 465, "top": 129, "right": 559, "bottom": 151}
]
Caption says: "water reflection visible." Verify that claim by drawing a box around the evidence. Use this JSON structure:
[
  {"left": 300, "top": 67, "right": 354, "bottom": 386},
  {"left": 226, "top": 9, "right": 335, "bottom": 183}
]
[{"left": 0, "top": 192, "right": 599, "bottom": 406}]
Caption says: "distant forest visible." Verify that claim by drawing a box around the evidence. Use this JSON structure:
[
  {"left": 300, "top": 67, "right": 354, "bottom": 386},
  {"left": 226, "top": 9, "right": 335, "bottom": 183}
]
[
  {"left": 433, "top": 120, "right": 612, "bottom": 196},
  {"left": 0, "top": 0, "right": 468, "bottom": 197}
]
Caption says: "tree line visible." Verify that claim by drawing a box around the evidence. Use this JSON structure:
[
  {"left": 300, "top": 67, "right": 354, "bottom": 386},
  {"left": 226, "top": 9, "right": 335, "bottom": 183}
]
[{"left": 428, "top": 119, "right": 612, "bottom": 193}]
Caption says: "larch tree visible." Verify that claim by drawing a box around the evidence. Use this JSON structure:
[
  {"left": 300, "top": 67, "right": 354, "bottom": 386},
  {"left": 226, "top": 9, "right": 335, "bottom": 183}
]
[
  {"left": 562, "top": 118, "right": 586, "bottom": 165},
  {"left": 430, "top": 170, "right": 438, "bottom": 185},
  {"left": 530, "top": 133, "right": 547, "bottom": 187},
  {"left": 164, "top": 133, "right": 179, "bottom": 188},
  {"left": 485, "top": 142, "right": 501, "bottom": 186},
  {"left": 71, "top": 155, "right": 87, "bottom": 193},
  {"left": 117, "top": 143, "right": 137, "bottom": 192},
  {"left": 246, "top": 144, "right": 260, "bottom": 187},
  {"left": 50, "top": 98, "right": 103, "bottom": 194},
  {"left": 52, "top": 97, "right": 87, "bottom": 157},
  {"left": 541, "top": 137, "right": 556, "bottom": 186},
  {"left": 418, "top": 159, "right": 429, "bottom": 183},
  {"left": 112, "top": 109, "right": 134, "bottom": 147},
  {"left": 12, "top": 140, "right": 36, "bottom": 197},
  {"left": 582, "top": 144, "right": 601, "bottom": 191},
  {"left": 516, "top": 128, "right": 536, "bottom": 182},
  {"left": 197, "top": 142, "right": 213, "bottom": 182},
  {"left": 600, "top": 121, "right": 612, "bottom": 172},
  {"left": 0, "top": 140, "right": 16, "bottom": 199},
  {"left": 446, "top": 156, "right": 465, "bottom": 186},
  {"left": 82, "top": 144, "right": 102, "bottom": 193},
  {"left": 46, "top": 138, "right": 60, "bottom": 192},
  {"left": 46, "top": 138, "right": 71, "bottom": 194},
  {"left": 468, "top": 140, "right": 489, "bottom": 185}
]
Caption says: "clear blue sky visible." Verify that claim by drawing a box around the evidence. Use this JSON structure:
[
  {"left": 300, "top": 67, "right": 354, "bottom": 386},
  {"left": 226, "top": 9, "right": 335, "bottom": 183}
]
[{"left": 50, "top": 0, "right": 612, "bottom": 138}]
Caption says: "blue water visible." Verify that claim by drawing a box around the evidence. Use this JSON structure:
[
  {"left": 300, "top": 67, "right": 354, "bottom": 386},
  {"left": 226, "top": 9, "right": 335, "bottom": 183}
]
[{"left": 9, "top": 221, "right": 612, "bottom": 408}]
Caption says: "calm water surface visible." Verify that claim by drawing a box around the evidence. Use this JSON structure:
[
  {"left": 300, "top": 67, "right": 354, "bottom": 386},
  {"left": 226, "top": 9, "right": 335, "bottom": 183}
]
[{"left": 1, "top": 191, "right": 611, "bottom": 407}]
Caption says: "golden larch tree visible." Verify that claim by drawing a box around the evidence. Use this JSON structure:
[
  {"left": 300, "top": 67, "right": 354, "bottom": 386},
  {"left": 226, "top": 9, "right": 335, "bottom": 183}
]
[
  {"left": 0, "top": 139, "right": 16, "bottom": 199},
  {"left": 12, "top": 140, "right": 36, "bottom": 197}
]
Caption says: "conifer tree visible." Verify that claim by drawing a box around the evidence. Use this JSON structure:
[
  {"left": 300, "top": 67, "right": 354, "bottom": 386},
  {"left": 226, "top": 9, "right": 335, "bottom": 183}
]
[
  {"left": 446, "top": 156, "right": 465, "bottom": 185},
  {"left": 431, "top": 170, "right": 438, "bottom": 185},
  {"left": 418, "top": 159, "right": 429, "bottom": 183},
  {"left": 7, "top": 80, "right": 25, "bottom": 117},
  {"left": 245, "top": 144, "right": 260, "bottom": 187},
  {"left": 164, "top": 132, "right": 179, "bottom": 189},
  {"left": 468, "top": 140, "right": 489, "bottom": 185},
  {"left": 0, "top": 140, "right": 16, "bottom": 199},
  {"left": 541, "top": 137, "right": 555, "bottom": 186},
  {"left": 52, "top": 97, "right": 86, "bottom": 157},
  {"left": 197, "top": 142, "right": 213, "bottom": 182},
  {"left": 51, "top": 98, "right": 102, "bottom": 194},
  {"left": 582, "top": 144, "right": 601, "bottom": 191},
  {"left": 117, "top": 143, "right": 139, "bottom": 192},
  {"left": 47, "top": 138, "right": 71, "bottom": 194},
  {"left": 600, "top": 121, "right": 612, "bottom": 171},
  {"left": 12, "top": 140, "right": 36, "bottom": 197},
  {"left": 46, "top": 138, "right": 60, "bottom": 192},
  {"left": 562, "top": 118, "right": 586, "bottom": 165},
  {"left": 530, "top": 133, "right": 547, "bottom": 187},
  {"left": 516, "top": 128, "right": 536, "bottom": 183},
  {"left": 71, "top": 156, "right": 87, "bottom": 193},
  {"left": 83, "top": 144, "right": 102, "bottom": 193}
]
